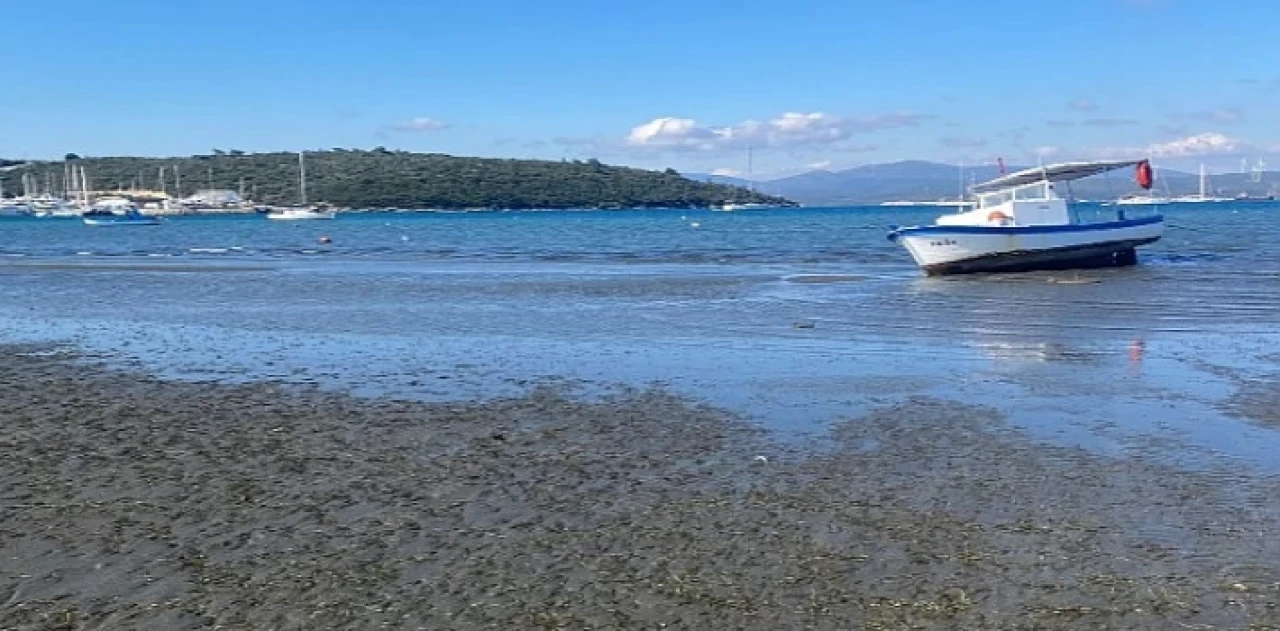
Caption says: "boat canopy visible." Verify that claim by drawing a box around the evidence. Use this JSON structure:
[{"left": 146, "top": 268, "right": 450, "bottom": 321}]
[{"left": 972, "top": 159, "right": 1145, "bottom": 194}]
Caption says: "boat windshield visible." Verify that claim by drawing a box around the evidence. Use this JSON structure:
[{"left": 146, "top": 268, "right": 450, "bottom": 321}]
[{"left": 976, "top": 181, "right": 1056, "bottom": 208}]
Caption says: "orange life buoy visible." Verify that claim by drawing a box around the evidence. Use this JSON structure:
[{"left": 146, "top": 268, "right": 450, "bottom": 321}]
[
  {"left": 1135, "top": 160, "right": 1154, "bottom": 190},
  {"left": 987, "top": 210, "right": 1012, "bottom": 224}
]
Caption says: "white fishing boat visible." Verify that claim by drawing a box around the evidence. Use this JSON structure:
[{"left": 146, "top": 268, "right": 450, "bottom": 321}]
[
  {"left": 265, "top": 151, "right": 335, "bottom": 220},
  {"left": 82, "top": 198, "right": 162, "bottom": 226},
  {"left": 887, "top": 159, "right": 1164, "bottom": 276}
]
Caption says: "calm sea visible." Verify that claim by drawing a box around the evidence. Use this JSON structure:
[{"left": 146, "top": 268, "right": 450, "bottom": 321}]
[{"left": 2, "top": 204, "right": 1278, "bottom": 468}]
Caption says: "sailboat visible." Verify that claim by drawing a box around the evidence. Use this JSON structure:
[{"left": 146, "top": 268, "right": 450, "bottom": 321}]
[
  {"left": 266, "top": 152, "right": 336, "bottom": 220},
  {"left": 716, "top": 146, "right": 774, "bottom": 211},
  {"left": 1169, "top": 164, "right": 1232, "bottom": 203}
]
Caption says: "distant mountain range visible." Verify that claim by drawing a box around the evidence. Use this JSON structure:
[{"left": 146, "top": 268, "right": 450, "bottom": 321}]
[{"left": 689, "top": 160, "right": 1279, "bottom": 206}]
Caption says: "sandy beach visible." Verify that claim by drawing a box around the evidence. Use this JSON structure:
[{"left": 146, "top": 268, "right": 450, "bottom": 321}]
[{"left": 2, "top": 343, "right": 1278, "bottom": 629}]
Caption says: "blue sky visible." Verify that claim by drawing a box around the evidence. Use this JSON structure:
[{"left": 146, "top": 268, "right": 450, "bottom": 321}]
[{"left": 2, "top": 0, "right": 1277, "bottom": 178}]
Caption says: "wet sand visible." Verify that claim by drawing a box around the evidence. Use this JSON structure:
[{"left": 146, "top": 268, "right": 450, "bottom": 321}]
[{"left": 2, "top": 344, "right": 1279, "bottom": 630}]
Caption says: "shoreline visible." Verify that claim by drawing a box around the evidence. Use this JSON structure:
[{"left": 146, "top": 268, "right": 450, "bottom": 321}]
[{"left": 2, "top": 343, "right": 1279, "bottom": 629}]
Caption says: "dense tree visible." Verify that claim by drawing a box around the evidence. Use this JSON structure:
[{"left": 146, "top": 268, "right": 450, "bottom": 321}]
[{"left": 0, "top": 150, "right": 794, "bottom": 210}]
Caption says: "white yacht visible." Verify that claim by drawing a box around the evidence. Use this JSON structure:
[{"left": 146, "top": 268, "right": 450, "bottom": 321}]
[
  {"left": 265, "top": 151, "right": 336, "bottom": 220},
  {"left": 0, "top": 182, "right": 32, "bottom": 216},
  {"left": 266, "top": 206, "right": 336, "bottom": 220},
  {"left": 715, "top": 146, "right": 775, "bottom": 211},
  {"left": 29, "top": 195, "right": 83, "bottom": 217},
  {"left": 1169, "top": 164, "right": 1232, "bottom": 203}
]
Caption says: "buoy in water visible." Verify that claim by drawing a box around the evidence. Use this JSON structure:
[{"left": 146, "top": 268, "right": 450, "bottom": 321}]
[{"left": 318, "top": 235, "right": 332, "bottom": 244}]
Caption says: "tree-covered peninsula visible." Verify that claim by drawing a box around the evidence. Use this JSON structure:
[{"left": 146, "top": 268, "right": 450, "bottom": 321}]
[{"left": 0, "top": 149, "right": 795, "bottom": 210}]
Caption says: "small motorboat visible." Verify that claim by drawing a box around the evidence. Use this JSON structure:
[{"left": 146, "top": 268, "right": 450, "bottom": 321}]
[
  {"left": 887, "top": 159, "right": 1163, "bottom": 275},
  {"left": 82, "top": 198, "right": 162, "bottom": 226}
]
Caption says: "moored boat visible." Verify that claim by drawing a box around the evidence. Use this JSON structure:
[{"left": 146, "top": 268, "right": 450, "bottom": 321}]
[
  {"left": 715, "top": 202, "right": 773, "bottom": 211},
  {"left": 82, "top": 198, "right": 162, "bottom": 226},
  {"left": 887, "top": 159, "right": 1164, "bottom": 276},
  {"left": 265, "top": 206, "right": 336, "bottom": 220},
  {"left": 263, "top": 151, "right": 337, "bottom": 220}
]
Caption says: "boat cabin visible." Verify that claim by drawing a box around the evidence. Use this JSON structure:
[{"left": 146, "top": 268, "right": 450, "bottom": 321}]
[
  {"left": 85, "top": 197, "right": 143, "bottom": 217},
  {"left": 937, "top": 181, "right": 1069, "bottom": 227},
  {"left": 933, "top": 159, "right": 1148, "bottom": 228}
]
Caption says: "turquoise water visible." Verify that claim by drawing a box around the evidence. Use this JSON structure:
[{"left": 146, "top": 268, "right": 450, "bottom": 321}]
[{"left": 2, "top": 204, "right": 1279, "bottom": 469}]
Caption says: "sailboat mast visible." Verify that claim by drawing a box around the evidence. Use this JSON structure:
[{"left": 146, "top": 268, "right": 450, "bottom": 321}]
[
  {"left": 298, "top": 151, "right": 307, "bottom": 205},
  {"left": 1199, "top": 164, "right": 1207, "bottom": 198}
]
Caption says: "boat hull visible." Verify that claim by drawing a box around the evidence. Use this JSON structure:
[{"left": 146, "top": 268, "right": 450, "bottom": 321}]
[
  {"left": 888, "top": 216, "right": 1163, "bottom": 276},
  {"left": 82, "top": 217, "right": 162, "bottom": 226},
  {"left": 266, "top": 212, "right": 335, "bottom": 220}
]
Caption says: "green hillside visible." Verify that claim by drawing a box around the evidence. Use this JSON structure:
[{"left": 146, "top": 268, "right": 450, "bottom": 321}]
[{"left": 0, "top": 149, "right": 795, "bottom": 210}]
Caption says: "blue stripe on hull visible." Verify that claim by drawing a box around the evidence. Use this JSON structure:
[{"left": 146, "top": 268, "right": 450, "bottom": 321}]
[
  {"left": 921, "top": 237, "right": 1160, "bottom": 276},
  {"left": 888, "top": 214, "right": 1162, "bottom": 240}
]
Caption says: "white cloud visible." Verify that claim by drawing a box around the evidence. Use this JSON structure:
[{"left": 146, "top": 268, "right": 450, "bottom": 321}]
[
  {"left": 806, "top": 160, "right": 833, "bottom": 171},
  {"left": 1068, "top": 100, "right": 1099, "bottom": 112},
  {"left": 1034, "top": 146, "right": 1060, "bottom": 158},
  {"left": 624, "top": 111, "right": 928, "bottom": 152},
  {"left": 710, "top": 167, "right": 742, "bottom": 177},
  {"left": 1092, "top": 132, "right": 1252, "bottom": 160},
  {"left": 1147, "top": 132, "right": 1244, "bottom": 157},
  {"left": 390, "top": 117, "right": 449, "bottom": 132}
]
